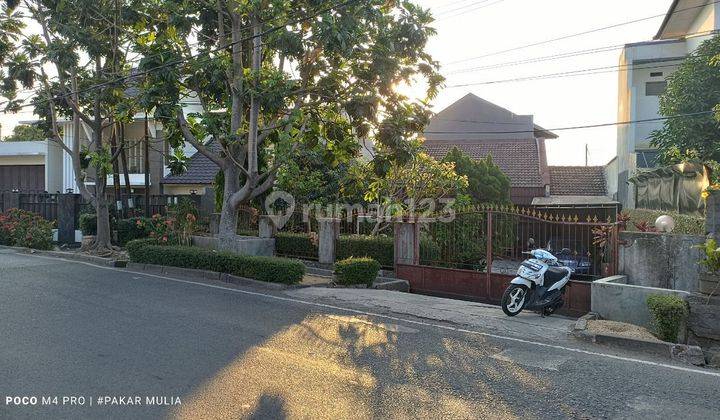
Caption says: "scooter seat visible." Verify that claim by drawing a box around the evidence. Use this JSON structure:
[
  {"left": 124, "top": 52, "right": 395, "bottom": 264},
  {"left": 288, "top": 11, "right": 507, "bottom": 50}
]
[{"left": 544, "top": 266, "right": 569, "bottom": 287}]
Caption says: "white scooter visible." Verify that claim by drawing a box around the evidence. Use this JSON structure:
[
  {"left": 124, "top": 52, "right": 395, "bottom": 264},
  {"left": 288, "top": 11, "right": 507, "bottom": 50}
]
[{"left": 501, "top": 249, "right": 573, "bottom": 317}]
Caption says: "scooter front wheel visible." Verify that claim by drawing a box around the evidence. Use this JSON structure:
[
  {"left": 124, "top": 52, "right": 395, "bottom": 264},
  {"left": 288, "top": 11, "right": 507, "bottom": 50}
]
[{"left": 501, "top": 284, "right": 528, "bottom": 316}]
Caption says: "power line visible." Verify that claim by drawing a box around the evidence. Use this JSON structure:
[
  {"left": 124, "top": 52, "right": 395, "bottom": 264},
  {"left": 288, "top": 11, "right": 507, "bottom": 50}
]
[
  {"left": 445, "top": 60, "right": 687, "bottom": 88},
  {"left": 424, "top": 110, "right": 715, "bottom": 134},
  {"left": 445, "top": 0, "right": 720, "bottom": 66},
  {"left": 0, "top": 0, "right": 363, "bottom": 114},
  {"left": 446, "top": 28, "right": 719, "bottom": 75},
  {"left": 434, "top": 0, "right": 504, "bottom": 22}
]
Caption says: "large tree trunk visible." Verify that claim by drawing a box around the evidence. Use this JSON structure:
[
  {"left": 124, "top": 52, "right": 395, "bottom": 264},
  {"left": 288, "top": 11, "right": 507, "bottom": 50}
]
[
  {"left": 217, "top": 165, "right": 240, "bottom": 238},
  {"left": 94, "top": 195, "right": 113, "bottom": 252}
]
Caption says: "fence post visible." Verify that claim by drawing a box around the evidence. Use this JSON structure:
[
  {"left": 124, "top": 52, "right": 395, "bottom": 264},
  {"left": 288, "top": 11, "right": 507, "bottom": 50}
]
[
  {"left": 258, "top": 215, "right": 277, "bottom": 239},
  {"left": 394, "top": 220, "right": 419, "bottom": 269},
  {"left": 706, "top": 190, "right": 720, "bottom": 242},
  {"left": 486, "top": 211, "right": 493, "bottom": 295},
  {"left": 318, "top": 217, "right": 340, "bottom": 265},
  {"left": 57, "top": 193, "right": 81, "bottom": 244},
  {"left": 2, "top": 191, "right": 20, "bottom": 210}
]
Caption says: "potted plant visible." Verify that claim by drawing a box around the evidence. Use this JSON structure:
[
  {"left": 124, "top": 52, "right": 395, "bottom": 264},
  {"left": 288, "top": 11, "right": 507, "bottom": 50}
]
[{"left": 696, "top": 238, "right": 720, "bottom": 296}]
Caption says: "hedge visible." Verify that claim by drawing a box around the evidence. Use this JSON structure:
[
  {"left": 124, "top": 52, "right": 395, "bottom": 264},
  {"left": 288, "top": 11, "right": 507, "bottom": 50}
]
[
  {"left": 337, "top": 235, "right": 394, "bottom": 267},
  {"left": 646, "top": 294, "right": 688, "bottom": 343},
  {"left": 625, "top": 209, "right": 704, "bottom": 235},
  {"left": 117, "top": 217, "right": 152, "bottom": 245},
  {"left": 275, "top": 232, "right": 318, "bottom": 259},
  {"left": 126, "top": 239, "right": 305, "bottom": 284},
  {"left": 334, "top": 257, "right": 380, "bottom": 286}
]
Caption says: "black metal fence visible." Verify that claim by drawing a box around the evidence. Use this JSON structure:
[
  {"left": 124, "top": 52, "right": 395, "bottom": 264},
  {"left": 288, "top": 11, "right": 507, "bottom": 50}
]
[{"left": 19, "top": 193, "right": 59, "bottom": 222}]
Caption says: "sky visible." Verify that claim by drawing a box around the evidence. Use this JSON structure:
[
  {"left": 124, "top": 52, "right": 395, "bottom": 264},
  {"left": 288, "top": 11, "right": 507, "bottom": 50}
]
[
  {"left": 0, "top": 0, "right": 674, "bottom": 166},
  {"left": 413, "top": 0, "right": 674, "bottom": 166}
]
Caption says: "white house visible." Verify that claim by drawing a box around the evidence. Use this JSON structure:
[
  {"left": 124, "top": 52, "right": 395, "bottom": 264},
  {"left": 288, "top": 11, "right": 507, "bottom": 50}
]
[
  {"left": 609, "top": 0, "right": 719, "bottom": 208},
  {"left": 46, "top": 99, "right": 202, "bottom": 196}
]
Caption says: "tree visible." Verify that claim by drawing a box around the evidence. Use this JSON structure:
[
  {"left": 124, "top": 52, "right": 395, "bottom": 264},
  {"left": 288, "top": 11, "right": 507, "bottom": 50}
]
[
  {"left": 0, "top": 0, "right": 144, "bottom": 253},
  {"left": 651, "top": 35, "right": 720, "bottom": 169},
  {"left": 365, "top": 148, "right": 468, "bottom": 234},
  {"left": 3, "top": 124, "right": 47, "bottom": 141},
  {"left": 135, "top": 0, "right": 443, "bottom": 239},
  {"left": 441, "top": 147, "right": 510, "bottom": 204}
]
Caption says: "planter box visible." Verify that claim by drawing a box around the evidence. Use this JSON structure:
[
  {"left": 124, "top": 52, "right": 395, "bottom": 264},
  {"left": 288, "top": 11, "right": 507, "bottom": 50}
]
[{"left": 699, "top": 272, "right": 720, "bottom": 296}]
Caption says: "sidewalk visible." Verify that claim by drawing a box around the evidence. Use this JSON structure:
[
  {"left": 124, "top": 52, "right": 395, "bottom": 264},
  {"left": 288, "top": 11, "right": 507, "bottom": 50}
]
[{"left": 287, "top": 288, "right": 575, "bottom": 342}]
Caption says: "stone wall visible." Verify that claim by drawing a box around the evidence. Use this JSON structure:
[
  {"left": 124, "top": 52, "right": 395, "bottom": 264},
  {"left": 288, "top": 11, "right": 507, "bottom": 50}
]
[
  {"left": 592, "top": 275, "right": 691, "bottom": 329},
  {"left": 191, "top": 235, "right": 274, "bottom": 257},
  {"left": 619, "top": 231, "right": 705, "bottom": 292}
]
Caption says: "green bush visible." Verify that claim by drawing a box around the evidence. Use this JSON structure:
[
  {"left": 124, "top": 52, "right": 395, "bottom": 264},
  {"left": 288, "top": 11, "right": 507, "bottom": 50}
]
[
  {"left": 338, "top": 235, "right": 394, "bottom": 267},
  {"left": 625, "top": 209, "right": 704, "bottom": 235},
  {"left": 79, "top": 213, "right": 97, "bottom": 235},
  {"left": 646, "top": 294, "right": 688, "bottom": 343},
  {"left": 116, "top": 217, "right": 152, "bottom": 245},
  {"left": 276, "top": 232, "right": 318, "bottom": 259},
  {"left": 125, "top": 240, "right": 305, "bottom": 284},
  {"left": 334, "top": 257, "right": 380, "bottom": 286},
  {"left": 0, "top": 208, "right": 53, "bottom": 250}
]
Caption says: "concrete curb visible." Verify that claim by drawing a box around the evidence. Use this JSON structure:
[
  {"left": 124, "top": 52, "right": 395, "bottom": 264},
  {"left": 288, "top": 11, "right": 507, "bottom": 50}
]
[
  {"left": 124, "top": 262, "right": 290, "bottom": 291},
  {"left": 372, "top": 278, "right": 410, "bottom": 292},
  {"left": 573, "top": 313, "right": 706, "bottom": 366},
  {"left": 0, "top": 245, "right": 127, "bottom": 267}
]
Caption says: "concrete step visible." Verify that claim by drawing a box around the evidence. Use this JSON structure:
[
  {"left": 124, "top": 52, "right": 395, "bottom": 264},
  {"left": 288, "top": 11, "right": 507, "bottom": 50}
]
[{"left": 301, "top": 261, "right": 396, "bottom": 279}]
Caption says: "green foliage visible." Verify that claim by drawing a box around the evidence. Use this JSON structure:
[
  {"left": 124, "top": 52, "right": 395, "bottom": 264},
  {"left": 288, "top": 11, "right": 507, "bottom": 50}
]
[
  {"left": 2, "top": 124, "right": 46, "bottom": 142},
  {"left": 651, "top": 35, "right": 720, "bottom": 168},
  {"left": 275, "top": 232, "right": 318, "bottom": 260},
  {"left": 623, "top": 209, "right": 704, "bottom": 235},
  {"left": 79, "top": 213, "right": 97, "bottom": 235},
  {"left": 365, "top": 151, "right": 468, "bottom": 216},
  {"left": 125, "top": 240, "right": 305, "bottom": 284},
  {"left": 646, "top": 294, "right": 688, "bottom": 343},
  {"left": 334, "top": 257, "right": 380, "bottom": 287},
  {"left": 442, "top": 147, "right": 511, "bottom": 204},
  {"left": 275, "top": 142, "right": 361, "bottom": 205},
  {"left": 0, "top": 208, "right": 53, "bottom": 250},
  {"left": 696, "top": 238, "right": 720, "bottom": 274},
  {"left": 337, "top": 235, "right": 394, "bottom": 268}
]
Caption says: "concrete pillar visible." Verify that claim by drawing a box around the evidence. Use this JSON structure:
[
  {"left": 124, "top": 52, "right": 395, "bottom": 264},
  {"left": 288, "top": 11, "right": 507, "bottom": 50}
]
[
  {"left": 57, "top": 194, "right": 81, "bottom": 244},
  {"left": 209, "top": 213, "right": 221, "bottom": 235},
  {"left": 394, "top": 221, "right": 419, "bottom": 267},
  {"left": 258, "top": 215, "right": 277, "bottom": 239},
  {"left": 318, "top": 218, "right": 340, "bottom": 265},
  {"left": 706, "top": 190, "right": 720, "bottom": 241},
  {"left": 2, "top": 191, "right": 20, "bottom": 211},
  {"left": 198, "top": 190, "right": 216, "bottom": 218}
]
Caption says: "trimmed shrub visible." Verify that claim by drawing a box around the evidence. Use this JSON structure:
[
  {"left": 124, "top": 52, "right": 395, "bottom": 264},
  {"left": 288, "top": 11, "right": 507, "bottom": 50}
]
[
  {"left": 338, "top": 235, "right": 394, "bottom": 267},
  {"left": 276, "top": 232, "right": 319, "bottom": 259},
  {"left": 117, "top": 217, "right": 152, "bottom": 245},
  {"left": 125, "top": 240, "right": 305, "bottom": 284},
  {"left": 0, "top": 208, "right": 53, "bottom": 250},
  {"left": 79, "top": 213, "right": 97, "bottom": 235},
  {"left": 334, "top": 257, "right": 380, "bottom": 286},
  {"left": 647, "top": 294, "right": 688, "bottom": 343}
]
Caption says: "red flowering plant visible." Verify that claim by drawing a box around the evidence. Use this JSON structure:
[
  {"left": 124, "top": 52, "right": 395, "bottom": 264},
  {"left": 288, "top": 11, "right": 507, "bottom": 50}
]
[{"left": 0, "top": 208, "right": 54, "bottom": 250}]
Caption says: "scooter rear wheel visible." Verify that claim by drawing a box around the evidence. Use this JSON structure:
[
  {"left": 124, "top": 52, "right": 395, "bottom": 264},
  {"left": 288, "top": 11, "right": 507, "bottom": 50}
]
[{"left": 501, "top": 284, "right": 528, "bottom": 316}]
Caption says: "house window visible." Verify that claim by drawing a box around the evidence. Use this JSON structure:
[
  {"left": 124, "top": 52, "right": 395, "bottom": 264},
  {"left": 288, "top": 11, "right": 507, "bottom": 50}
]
[
  {"left": 636, "top": 150, "right": 660, "bottom": 168},
  {"left": 646, "top": 81, "right": 667, "bottom": 96},
  {"left": 650, "top": 72, "right": 663, "bottom": 77}
]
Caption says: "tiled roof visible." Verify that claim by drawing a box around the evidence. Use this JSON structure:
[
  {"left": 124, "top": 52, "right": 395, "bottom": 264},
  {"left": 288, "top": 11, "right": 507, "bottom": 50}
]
[
  {"left": 548, "top": 166, "right": 607, "bottom": 196},
  {"left": 162, "top": 142, "right": 221, "bottom": 185},
  {"left": 423, "top": 139, "right": 544, "bottom": 188}
]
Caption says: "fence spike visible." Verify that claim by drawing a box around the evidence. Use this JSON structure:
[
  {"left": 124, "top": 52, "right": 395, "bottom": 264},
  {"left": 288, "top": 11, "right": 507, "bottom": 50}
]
[{"left": 586, "top": 215, "right": 592, "bottom": 222}]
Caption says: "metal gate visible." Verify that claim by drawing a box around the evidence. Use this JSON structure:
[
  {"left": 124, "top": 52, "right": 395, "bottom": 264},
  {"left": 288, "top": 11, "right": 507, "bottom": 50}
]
[{"left": 396, "top": 205, "right": 620, "bottom": 317}]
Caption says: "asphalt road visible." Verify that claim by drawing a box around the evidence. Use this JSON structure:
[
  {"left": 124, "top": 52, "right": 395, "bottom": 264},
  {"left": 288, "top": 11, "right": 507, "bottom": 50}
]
[{"left": 0, "top": 248, "right": 718, "bottom": 419}]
